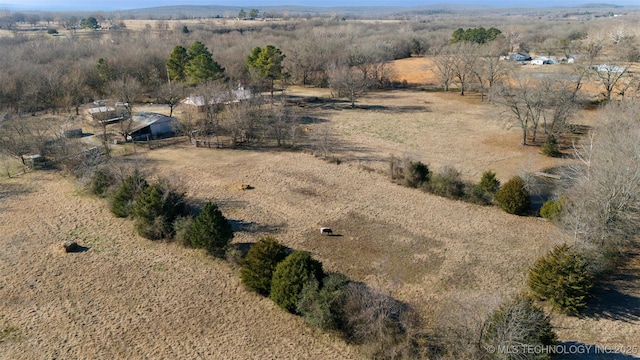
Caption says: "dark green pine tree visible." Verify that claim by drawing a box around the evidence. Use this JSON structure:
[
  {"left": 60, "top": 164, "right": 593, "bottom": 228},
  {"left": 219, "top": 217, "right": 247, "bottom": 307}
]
[
  {"left": 166, "top": 45, "right": 190, "bottom": 82},
  {"left": 133, "top": 183, "right": 186, "bottom": 240},
  {"left": 188, "top": 202, "right": 233, "bottom": 258},
  {"left": 245, "top": 45, "right": 286, "bottom": 96},
  {"left": 528, "top": 244, "right": 593, "bottom": 315},
  {"left": 270, "top": 251, "right": 324, "bottom": 313},
  {"left": 495, "top": 176, "right": 530, "bottom": 215},
  {"left": 240, "top": 236, "right": 289, "bottom": 296},
  {"left": 110, "top": 171, "right": 148, "bottom": 218},
  {"left": 185, "top": 54, "right": 225, "bottom": 85}
]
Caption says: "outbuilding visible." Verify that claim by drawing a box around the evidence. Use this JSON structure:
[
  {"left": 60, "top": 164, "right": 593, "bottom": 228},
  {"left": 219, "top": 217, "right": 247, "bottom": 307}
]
[{"left": 128, "top": 112, "right": 179, "bottom": 141}]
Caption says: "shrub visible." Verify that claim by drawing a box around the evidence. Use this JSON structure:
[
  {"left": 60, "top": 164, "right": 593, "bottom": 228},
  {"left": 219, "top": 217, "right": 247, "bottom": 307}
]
[
  {"left": 541, "top": 135, "right": 561, "bottom": 157},
  {"left": 495, "top": 176, "right": 530, "bottom": 215},
  {"left": 110, "top": 171, "right": 148, "bottom": 217},
  {"left": 47, "top": 28, "right": 58, "bottom": 35},
  {"left": 241, "top": 236, "right": 289, "bottom": 296},
  {"left": 91, "top": 169, "right": 113, "bottom": 197},
  {"left": 404, "top": 161, "right": 430, "bottom": 188},
  {"left": 225, "top": 244, "right": 244, "bottom": 268},
  {"left": 188, "top": 202, "right": 233, "bottom": 258},
  {"left": 482, "top": 295, "right": 556, "bottom": 360},
  {"left": 270, "top": 251, "right": 324, "bottom": 313},
  {"left": 342, "top": 282, "right": 408, "bottom": 355},
  {"left": 133, "top": 183, "right": 187, "bottom": 240},
  {"left": 540, "top": 196, "right": 564, "bottom": 221},
  {"left": 478, "top": 170, "right": 501, "bottom": 195},
  {"left": 528, "top": 244, "right": 593, "bottom": 315},
  {"left": 172, "top": 215, "right": 193, "bottom": 247},
  {"left": 425, "top": 166, "right": 465, "bottom": 198},
  {"left": 297, "top": 273, "right": 350, "bottom": 331},
  {"left": 467, "top": 171, "right": 501, "bottom": 205}
]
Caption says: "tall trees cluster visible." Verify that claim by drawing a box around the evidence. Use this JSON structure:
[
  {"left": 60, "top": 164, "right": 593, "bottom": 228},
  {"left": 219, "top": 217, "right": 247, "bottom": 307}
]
[{"left": 167, "top": 41, "right": 225, "bottom": 85}]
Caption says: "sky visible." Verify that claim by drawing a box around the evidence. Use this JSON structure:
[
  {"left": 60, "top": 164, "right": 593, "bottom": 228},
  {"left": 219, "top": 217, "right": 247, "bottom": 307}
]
[{"left": 1, "top": 0, "right": 638, "bottom": 11}]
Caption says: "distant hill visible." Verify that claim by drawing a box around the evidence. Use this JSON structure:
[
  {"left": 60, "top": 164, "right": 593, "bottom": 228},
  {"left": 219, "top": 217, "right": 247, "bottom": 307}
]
[
  {"left": 116, "top": 3, "right": 637, "bottom": 19},
  {"left": 1, "top": 2, "right": 636, "bottom": 18}
]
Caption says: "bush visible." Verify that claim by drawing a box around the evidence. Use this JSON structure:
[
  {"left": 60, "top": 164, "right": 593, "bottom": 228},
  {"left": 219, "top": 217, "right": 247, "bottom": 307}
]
[
  {"left": 342, "top": 282, "right": 408, "bottom": 356},
  {"left": 482, "top": 295, "right": 556, "bottom": 360},
  {"left": 297, "top": 273, "right": 350, "bottom": 331},
  {"left": 540, "top": 196, "right": 564, "bottom": 221},
  {"left": 528, "top": 244, "right": 593, "bottom": 315},
  {"left": 467, "top": 171, "right": 501, "bottom": 205},
  {"left": 241, "top": 236, "right": 289, "bottom": 296},
  {"left": 403, "top": 161, "right": 429, "bottom": 188},
  {"left": 188, "top": 202, "right": 233, "bottom": 258},
  {"left": 425, "top": 166, "right": 465, "bottom": 198},
  {"left": 91, "top": 169, "right": 113, "bottom": 197},
  {"left": 133, "top": 183, "right": 187, "bottom": 240},
  {"left": 47, "top": 28, "right": 58, "bottom": 35},
  {"left": 172, "top": 215, "right": 193, "bottom": 247},
  {"left": 495, "top": 176, "right": 530, "bottom": 215},
  {"left": 541, "top": 135, "right": 561, "bottom": 157},
  {"left": 110, "top": 171, "right": 148, "bottom": 217},
  {"left": 225, "top": 244, "right": 244, "bottom": 268},
  {"left": 478, "top": 170, "right": 500, "bottom": 195},
  {"left": 270, "top": 251, "right": 324, "bottom": 313}
]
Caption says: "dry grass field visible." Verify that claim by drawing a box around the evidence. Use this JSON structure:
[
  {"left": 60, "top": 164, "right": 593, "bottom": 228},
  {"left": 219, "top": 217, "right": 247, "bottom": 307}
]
[{"left": 1, "top": 62, "right": 639, "bottom": 358}]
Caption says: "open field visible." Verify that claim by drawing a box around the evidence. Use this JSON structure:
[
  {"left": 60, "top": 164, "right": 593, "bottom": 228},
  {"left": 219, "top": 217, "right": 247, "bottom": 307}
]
[{"left": 2, "top": 85, "right": 639, "bottom": 358}]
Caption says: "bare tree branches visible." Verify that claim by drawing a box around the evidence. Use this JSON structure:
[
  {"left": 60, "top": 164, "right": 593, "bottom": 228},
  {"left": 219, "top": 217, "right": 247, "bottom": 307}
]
[{"left": 560, "top": 101, "right": 640, "bottom": 249}]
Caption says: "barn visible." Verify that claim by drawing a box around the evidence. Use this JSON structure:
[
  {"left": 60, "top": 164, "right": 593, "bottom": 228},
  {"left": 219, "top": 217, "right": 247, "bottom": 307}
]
[
  {"left": 181, "top": 85, "right": 252, "bottom": 112},
  {"left": 129, "top": 112, "right": 179, "bottom": 141}
]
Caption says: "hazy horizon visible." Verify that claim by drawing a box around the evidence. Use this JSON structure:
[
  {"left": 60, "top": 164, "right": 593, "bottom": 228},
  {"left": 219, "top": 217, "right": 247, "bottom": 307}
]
[{"left": 1, "top": 0, "right": 638, "bottom": 11}]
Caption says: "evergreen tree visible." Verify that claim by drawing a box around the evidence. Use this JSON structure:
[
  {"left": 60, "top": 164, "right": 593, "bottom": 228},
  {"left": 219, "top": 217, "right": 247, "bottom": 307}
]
[
  {"left": 110, "top": 171, "right": 148, "bottom": 218},
  {"left": 495, "top": 176, "right": 530, "bottom": 215},
  {"left": 185, "top": 54, "right": 225, "bottom": 85},
  {"left": 404, "top": 161, "right": 429, "bottom": 188},
  {"left": 188, "top": 202, "right": 233, "bottom": 258},
  {"left": 478, "top": 170, "right": 500, "bottom": 195},
  {"left": 133, "top": 183, "right": 186, "bottom": 240},
  {"left": 166, "top": 45, "right": 189, "bottom": 82},
  {"left": 528, "top": 244, "right": 593, "bottom": 315},
  {"left": 80, "top": 17, "right": 98, "bottom": 29},
  {"left": 297, "top": 273, "right": 349, "bottom": 331},
  {"left": 270, "top": 251, "right": 324, "bottom": 313},
  {"left": 241, "top": 236, "right": 289, "bottom": 296},
  {"left": 245, "top": 45, "right": 286, "bottom": 96},
  {"left": 187, "top": 41, "right": 211, "bottom": 59}
]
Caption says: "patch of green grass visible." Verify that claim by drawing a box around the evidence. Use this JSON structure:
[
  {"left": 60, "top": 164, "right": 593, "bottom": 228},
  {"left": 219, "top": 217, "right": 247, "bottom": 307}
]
[
  {"left": 152, "top": 263, "right": 167, "bottom": 271},
  {"left": 0, "top": 325, "right": 23, "bottom": 343}
]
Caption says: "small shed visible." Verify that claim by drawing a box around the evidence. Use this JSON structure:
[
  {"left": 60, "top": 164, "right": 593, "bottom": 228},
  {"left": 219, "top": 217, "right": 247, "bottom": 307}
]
[
  {"left": 61, "top": 128, "right": 83, "bottom": 138},
  {"left": 129, "top": 112, "right": 178, "bottom": 141},
  {"left": 509, "top": 52, "right": 532, "bottom": 62}
]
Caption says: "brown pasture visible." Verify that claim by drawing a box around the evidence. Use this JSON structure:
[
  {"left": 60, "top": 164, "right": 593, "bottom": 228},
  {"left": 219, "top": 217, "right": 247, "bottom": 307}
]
[{"left": 1, "top": 58, "right": 639, "bottom": 359}]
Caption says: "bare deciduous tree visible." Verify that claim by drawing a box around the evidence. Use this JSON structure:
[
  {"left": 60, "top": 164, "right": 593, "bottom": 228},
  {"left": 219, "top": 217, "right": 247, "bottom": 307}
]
[
  {"left": 495, "top": 73, "right": 577, "bottom": 145},
  {"left": 592, "top": 63, "right": 629, "bottom": 102},
  {"left": 327, "top": 61, "right": 370, "bottom": 108},
  {"left": 476, "top": 40, "right": 510, "bottom": 101},
  {"left": 432, "top": 46, "right": 456, "bottom": 92},
  {"left": 560, "top": 101, "right": 640, "bottom": 250},
  {"left": 107, "top": 76, "right": 141, "bottom": 141}
]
